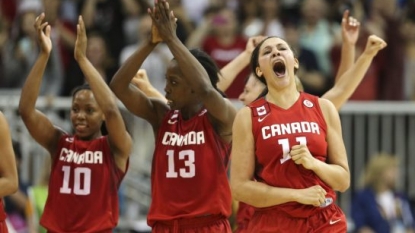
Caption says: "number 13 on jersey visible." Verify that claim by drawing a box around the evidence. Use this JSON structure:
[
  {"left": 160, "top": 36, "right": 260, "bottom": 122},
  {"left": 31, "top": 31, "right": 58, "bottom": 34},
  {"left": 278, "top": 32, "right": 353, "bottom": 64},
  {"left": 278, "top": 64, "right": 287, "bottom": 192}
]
[{"left": 166, "top": 149, "right": 196, "bottom": 178}]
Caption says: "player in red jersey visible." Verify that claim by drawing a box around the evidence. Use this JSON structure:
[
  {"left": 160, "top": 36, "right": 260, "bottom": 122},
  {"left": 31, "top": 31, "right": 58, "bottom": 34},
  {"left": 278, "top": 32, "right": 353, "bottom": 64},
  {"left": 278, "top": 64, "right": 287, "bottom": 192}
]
[
  {"left": 0, "top": 112, "right": 18, "bottom": 233},
  {"left": 18, "top": 14, "right": 132, "bottom": 232},
  {"left": 110, "top": 0, "right": 237, "bottom": 232},
  {"left": 231, "top": 35, "right": 357, "bottom": 232}
]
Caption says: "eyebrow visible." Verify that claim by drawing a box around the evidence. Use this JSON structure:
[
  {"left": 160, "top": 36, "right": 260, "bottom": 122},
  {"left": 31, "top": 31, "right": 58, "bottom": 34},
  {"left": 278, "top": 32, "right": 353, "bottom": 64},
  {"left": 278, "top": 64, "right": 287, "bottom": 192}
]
[{"left": 263, "top": 43, "right": 286, "bottom": 50}]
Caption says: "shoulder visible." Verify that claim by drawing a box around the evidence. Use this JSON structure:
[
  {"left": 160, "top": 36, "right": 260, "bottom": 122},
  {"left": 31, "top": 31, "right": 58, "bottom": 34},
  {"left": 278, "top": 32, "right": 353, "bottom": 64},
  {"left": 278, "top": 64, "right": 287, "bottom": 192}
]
[
  {"left": 234, "top": 107, "right": 252, "bottom": 126},
  {"left": 318, "top": 98, "right": 338, "bottom": 121}
]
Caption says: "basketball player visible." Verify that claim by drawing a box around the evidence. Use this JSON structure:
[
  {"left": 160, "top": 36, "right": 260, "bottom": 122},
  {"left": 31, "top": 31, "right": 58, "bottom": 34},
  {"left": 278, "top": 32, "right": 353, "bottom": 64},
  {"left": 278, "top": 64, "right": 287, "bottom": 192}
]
[
  {"left": 110, "top": 0, "right": 236, "bottom": 232},
  {"left": 0, "top": 112, "right": 18, "bottom": 233},
  {"left": 18, "top": 14, "right": 132, "bottom": 232},
  {"left": 230, "top": 35, "right": 386, "bottom": 232}
]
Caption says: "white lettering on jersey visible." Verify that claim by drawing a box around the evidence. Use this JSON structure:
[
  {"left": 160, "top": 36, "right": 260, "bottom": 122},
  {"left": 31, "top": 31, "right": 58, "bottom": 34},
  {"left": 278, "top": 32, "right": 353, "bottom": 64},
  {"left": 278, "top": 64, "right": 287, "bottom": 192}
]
[
  {"left": 262, "top": 121, "right": 320, "bottom": 139},
  {"left": 59, "top": 148, "right": 103, "bottom": 164},
  {"left": 162, "top": 131, "right": 205, "bottom": 146}
]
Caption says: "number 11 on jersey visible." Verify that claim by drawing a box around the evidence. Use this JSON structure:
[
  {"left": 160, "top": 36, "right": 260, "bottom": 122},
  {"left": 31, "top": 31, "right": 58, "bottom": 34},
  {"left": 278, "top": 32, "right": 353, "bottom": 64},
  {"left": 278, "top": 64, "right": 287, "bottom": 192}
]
[{"left": 279, "top": 136, "right": 307, "bottom": 164}]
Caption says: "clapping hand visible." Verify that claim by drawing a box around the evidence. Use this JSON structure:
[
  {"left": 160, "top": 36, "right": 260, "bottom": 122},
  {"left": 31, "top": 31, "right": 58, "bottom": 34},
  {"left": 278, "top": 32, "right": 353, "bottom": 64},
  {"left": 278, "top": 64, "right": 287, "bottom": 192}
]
[{"left": 34, "top": 13, "right": 52, "bottom": 55}]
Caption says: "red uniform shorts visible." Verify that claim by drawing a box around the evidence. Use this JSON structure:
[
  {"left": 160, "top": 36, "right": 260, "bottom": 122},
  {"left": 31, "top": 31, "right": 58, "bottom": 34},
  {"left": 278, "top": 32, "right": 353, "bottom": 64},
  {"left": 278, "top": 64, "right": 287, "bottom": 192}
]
[
  {"left": 246, "top": 204, "right": 347, "bottom": 233},
  {"left": 152, "top": 215, "right": 231, "bottom": 233}
]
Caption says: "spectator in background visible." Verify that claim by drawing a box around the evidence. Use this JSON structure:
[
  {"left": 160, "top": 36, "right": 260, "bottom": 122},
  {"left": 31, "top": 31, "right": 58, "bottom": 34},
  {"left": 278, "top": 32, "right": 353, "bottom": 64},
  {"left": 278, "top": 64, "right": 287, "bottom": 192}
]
[
  {"left": 330, "top": 1, "right": 386, "bottom": 101},
  {"left": 367, "top": 0, "right": 405, "bottom": 100},
  {"left": 284, "top": 22, "right": 327, "bottom": 97},
  {"left": 121, "top": 0, "right": 151, "bottom": 45},
  {"left": 299, "top": 0, "right": 339, "bottom": 80},
  {"left": 2, "top": 1, "right": 43, "bottom": 90},
  {"left": 187, "top": 6, "right": 248, "bottom": 98},
  {"left": 79, "top": 0, "right": 125, "bottom": 62},
  {"left": 62, "top": 30, "right": 117, "bottom": 96},
  {"left": 4, "top": 141, "right": 30, "bottom": 233},
  {"left": 351, "top": 154, "right": 415, "bottom": 233},
  {"left": 401, "top": 13, "right": 415, "bottom": 100},
  {"left": 241, "top": 0, "right": 285, "bottom": 38}
]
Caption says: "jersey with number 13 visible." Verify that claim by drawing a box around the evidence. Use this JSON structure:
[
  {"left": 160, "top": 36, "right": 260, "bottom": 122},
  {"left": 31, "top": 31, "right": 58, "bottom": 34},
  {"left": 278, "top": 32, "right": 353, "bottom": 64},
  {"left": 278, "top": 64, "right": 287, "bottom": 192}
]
[
  {"left": 249, "top": 92, "right": 336, "bottom": 218},
  {"left": 40, "top": 135, "right": 126, "bottom": 232},
  {"left": 147, "top": 109, "right": 232, "bottom": 226}
]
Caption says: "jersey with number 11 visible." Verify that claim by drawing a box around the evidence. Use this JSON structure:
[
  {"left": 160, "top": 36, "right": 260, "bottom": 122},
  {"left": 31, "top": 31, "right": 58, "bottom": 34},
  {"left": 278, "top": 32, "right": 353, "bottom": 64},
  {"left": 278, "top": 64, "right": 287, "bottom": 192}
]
[
  {"left": 148, "top": 109, "right": 232, "bottom": 226},
  {"left": 250, "top": 92, "right": 335, "bottom": 218},
  {"left": 40, "top": 135, "right": 126, "bottom": 232}
]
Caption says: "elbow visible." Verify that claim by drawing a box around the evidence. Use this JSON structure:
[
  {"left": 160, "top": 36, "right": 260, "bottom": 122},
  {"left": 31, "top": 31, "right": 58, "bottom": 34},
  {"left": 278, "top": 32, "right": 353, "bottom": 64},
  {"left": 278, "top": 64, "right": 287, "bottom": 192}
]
[
  {"left": 102, "top": 105, "right": 120, "bottom": 118},
  {"left": 230, "top": 179, "right": 245, "bottom": 202},
  {"left": 336, "top": 177, "right": 350, "bottom": 193}
]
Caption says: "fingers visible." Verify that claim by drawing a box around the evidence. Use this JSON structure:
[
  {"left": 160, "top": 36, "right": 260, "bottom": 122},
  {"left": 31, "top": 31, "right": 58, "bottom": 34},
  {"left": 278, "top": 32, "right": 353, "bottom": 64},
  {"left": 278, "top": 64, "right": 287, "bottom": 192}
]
[{"left": 342, "top": 9, "right": 350, "bottom": 24}]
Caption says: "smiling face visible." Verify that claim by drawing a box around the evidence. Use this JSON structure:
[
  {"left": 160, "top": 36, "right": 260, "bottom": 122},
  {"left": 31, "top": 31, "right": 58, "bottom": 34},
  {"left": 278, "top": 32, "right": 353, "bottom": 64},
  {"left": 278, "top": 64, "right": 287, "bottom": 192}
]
[
  {"left": 254, "top": 37, "right": 299, "bottom": 90},
  {"left": 164, "top": 60, "right": 197, "bottom": 110},
  {"left": 70, "top": 89, "right": 104, "bottom": 140}
]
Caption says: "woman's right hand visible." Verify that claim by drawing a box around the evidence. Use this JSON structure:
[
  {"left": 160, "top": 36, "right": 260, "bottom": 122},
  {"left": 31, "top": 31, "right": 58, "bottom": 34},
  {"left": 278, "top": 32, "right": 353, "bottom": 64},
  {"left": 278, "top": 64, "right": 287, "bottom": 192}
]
[
  {"left": 296, "top": 185, "right": 327, "bottom": 207},
  {"left": 34, "top": 13, "right": 52, "bottom": 55}
]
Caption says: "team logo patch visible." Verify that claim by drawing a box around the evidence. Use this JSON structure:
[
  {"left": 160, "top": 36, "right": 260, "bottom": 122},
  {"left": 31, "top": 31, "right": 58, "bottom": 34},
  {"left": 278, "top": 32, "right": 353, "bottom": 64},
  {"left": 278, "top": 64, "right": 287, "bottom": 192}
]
[{"left": 303, "top": 100, "right": 313, "bottom": 108}]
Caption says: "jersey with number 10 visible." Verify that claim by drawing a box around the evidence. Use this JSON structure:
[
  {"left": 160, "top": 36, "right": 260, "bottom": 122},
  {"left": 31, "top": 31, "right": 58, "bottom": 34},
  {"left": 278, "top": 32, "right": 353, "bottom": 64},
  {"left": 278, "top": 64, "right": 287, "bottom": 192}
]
[
  {"left": 40, "top": 135, "right": 127, "bottom": 232},
  {"left": 249, "top": 92, "right": 335, "bottom": 218},
  {"left": 147, "top": 109, "right": 232, "bottom": 226}
]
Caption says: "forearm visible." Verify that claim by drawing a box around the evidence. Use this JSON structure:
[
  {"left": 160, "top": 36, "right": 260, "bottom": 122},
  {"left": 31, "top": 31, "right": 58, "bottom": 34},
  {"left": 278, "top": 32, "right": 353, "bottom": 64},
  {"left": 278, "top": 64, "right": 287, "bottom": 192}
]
[
  {"left": 218, "top": 50, "right": 250, "bottom": 92},
  {"left": 110, "top": 41, "right": 156, "bottom": 93},
  {"left": 0, "top": 178, "right": 18, "bottom": 197},
  {"left": 312, "top": 159, "right": 350, "bottom": 192},
  {"left": 78, "top": 57, "right": 118, "bottom": 110},
  {"left": 335, "top": 43, "right": 355, "bottom": 82},
  {"left": 185, "top": 21, "right": 210, "bottom": 48},
  {"left": 19, "top": 53, "right": 49, "bottom": 115},
  {"left": 323, "top": 53, "right": 373, "bottom": 109},
  {"left": 166, "top": 37, "right": 210, "bottom": 91},
  {"left": 232, "top": 180, "right": 299, "bottom": 208}
]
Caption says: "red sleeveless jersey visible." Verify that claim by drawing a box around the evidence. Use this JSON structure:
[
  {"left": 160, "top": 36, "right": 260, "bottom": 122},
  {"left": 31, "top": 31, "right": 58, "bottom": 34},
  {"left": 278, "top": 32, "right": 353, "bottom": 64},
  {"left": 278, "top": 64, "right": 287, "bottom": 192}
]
[
  {"left": 40, "top": 135, "right": 127, "bottom": 232},
  {"left": 0, "top": 199, "right": 6, "bottom": 221},
  {"left": 249, "top": 92, "right": 335, "bottom": 217},
  {"left": 147, "top": 109, "right": 232, "bottom": 226}
]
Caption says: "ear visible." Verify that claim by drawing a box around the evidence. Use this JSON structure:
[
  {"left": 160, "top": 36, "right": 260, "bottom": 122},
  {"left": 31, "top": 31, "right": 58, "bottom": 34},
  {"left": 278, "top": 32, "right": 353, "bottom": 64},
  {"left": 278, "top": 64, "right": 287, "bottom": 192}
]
[
  {"left": 255, "top": 67, "right": 263, "bottom": 78},
  {"left": 294, "top": 58, "right": 299, "bottom": 70}
]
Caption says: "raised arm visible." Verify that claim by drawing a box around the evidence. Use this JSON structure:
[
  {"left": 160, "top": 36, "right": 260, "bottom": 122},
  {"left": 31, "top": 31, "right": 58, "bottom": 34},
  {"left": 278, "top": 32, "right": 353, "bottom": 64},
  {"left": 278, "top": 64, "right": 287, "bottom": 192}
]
[
  {"left": 18, "top": 13, "right": 63, "bottom": 156},
  {"left": 0, "top": 112, "right": 18, "bottom": 197},
  {"left": 150, "top": 0, "right": 236, "bottom": 136},
  {"left": 231, "top": 107, "right": 328, "bottom": 208},
  {"left": 218, "top": 36, "right": 264, "bottom": 92},
  {"left": 110, "top": 23, "right": 168, "bottom": 127},
  {"left": 75, "top": 16, "right": 132, "bottom": 171},
  {"left": 334, "top": 10, "right": 360, "bottom": 82},
  {"left": 322, "top": 35, "right": 386, "bottom": 110}
]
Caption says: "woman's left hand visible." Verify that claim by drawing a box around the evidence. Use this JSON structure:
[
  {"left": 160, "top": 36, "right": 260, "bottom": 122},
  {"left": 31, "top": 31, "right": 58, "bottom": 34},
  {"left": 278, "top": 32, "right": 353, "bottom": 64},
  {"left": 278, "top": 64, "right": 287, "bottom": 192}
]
[
  {"left": 74, "top": 15, "right": 87, "bottom": 61},
  {"left": 290, "top": 145, "right": 318, "bottom": 170},
  {"left": 147, "top": 0, "right": 177, "bottom": 42}
]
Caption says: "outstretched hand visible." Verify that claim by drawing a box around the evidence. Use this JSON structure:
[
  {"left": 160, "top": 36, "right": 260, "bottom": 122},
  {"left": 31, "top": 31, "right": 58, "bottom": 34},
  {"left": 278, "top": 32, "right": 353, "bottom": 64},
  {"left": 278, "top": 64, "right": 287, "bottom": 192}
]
[
  {"left": 147, "top": 0, "right": 177, "bottom": 42},
  {"left": 131, "top": 69, "right": 151, "bottom": 89},
  {"left": 363, "top": 35, "right": 387, "bottom": 57},
  {"left": 245, "top": 36, "right": 265, "bottom": 54},
  {"left": 34, "top": 13, "right": 52, "bottom": 55},
  {"left": 341, "top": 10, "right": 360, "bottom": 46},
  {"left": 74, "top": 15, "right": 87, "bottom": 61}
]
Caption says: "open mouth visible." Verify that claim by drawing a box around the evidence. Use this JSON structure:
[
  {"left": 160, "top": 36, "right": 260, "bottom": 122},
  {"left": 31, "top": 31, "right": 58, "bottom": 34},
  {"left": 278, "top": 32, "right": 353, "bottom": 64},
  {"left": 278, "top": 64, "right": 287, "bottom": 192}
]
[{"left": 273, "top": 61, "right": 286, "bottom": 77}]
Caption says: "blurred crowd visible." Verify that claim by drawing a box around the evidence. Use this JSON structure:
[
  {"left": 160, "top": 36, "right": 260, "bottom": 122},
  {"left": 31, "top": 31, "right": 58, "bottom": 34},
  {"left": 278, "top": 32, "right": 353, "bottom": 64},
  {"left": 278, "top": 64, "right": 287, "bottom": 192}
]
[{"left": 0, "top": 0, "right": 414, "bottom": 100}]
